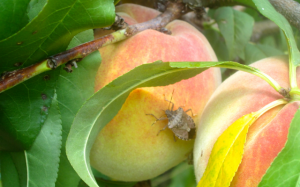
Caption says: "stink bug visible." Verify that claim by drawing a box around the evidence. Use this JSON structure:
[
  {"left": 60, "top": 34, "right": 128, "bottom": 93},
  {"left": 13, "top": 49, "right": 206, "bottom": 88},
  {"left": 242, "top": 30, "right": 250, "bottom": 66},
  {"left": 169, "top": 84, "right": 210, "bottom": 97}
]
[{"left": 146, "top": 92, "right": 196, "bottom": 141}]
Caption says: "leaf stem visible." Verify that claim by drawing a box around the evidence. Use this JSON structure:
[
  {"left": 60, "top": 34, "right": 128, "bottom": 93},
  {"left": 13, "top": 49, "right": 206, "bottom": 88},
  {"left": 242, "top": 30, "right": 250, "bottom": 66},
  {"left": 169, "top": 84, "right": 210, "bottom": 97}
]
[
  {"left": 216, "top": 63, "right": 282, "bottom": 93},
  {"left": 170, "top": 61, "right": 285, "bottom": 97}
]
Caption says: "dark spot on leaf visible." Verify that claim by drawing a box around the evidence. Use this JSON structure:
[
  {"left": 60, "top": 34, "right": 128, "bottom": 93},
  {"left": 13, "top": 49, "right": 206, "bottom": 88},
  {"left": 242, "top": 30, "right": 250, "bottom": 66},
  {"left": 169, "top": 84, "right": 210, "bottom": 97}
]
[
  {"left": 32, "top": 30, "right": 38, "bottom": 35},
  {"left": 14, "top": 62, "right": 23, "bottom": 67},
  {"left": 41, "top": 106, "right": 48, "bottom": 113},
  {"left": 41, "top": 94, "right": 47, "bottom": 100},
  {"left": 17, "top": 42, "right": 23, "bottom": 45},
  {"left": 43, "top": 74, "right": 50, "bottom": 80}
]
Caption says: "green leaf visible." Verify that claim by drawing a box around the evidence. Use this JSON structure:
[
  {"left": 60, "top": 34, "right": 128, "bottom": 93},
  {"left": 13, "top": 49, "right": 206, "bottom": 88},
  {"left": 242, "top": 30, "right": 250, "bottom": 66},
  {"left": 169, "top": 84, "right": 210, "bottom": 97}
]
[
  {"left": 194, "top": 0, "right": 255, "bottom": 8},
  {"left": 0, "top": 0, "right": 30, "bottom": 40},
  {"left": 89, "top": 168, "right": 137, "bottom": 187},
  {"left": 0, "top": 152, "right": 27, "bottom": 187},
  {"left": 0, "top": 153, "right": 21, "bottom": 187},
  {"left": 170, "top": 61, "right": 281, "bottom": 92},
  {"left": 78, "top": 179, "right": 136, "bottom": 187},
  {"left": 56, "top": 30, "right": 101, "bottom": 187},
  {"left": 26, "top": 0, "right": 47, "bottom": 22},
  {"left": 24, "top": 93, "right": 62, "bottom": 187},
  {"left": 224, "top": 0, "right": 255, "bottom": 7},
  {"left": 276, "top": 30, "right": 289, "bottom": 52},
  {"left": 114, "top": 0, "right": 121, "bottom": 5},
  {"left": 95, "top": 179, "right": 136, "bottom": 187},
  {"left": 66, "top": 30, "right": 95, "bottom": 49},
  {"left": 244, "top": 43, "right": 284, "bottom": 64},
  {"left": 203, "top": 28, "right": 229, "bottom": 61},
  {"left": 0, "top": 0, "right": 115, "bottom": 72},
  {"left": 66, "top": 61, "right": 208, "bottom": 187},
  {"left": 0, "top": 93, "right": 62, "bottom": 187},
  {"left": 260, "top": 36, "right": 277, "bottom": 47},
  {"left": 77, "top": 168, "right": 137, "bottom": 187},
  {"left": 0, "top": 69, "right": 60, "bottom": 150},
  {"left": 252, "top": 0, "right": 300, "bottom": 66},
  {"left": 258, "top": 108, "right": 300, "bottom": 187},
  {"left": 170, "top": 61, "right": 257, "bottom": 75},
  {"left": 169, "top": 162, "right": 196, "bottom": 187},
  {"left": 243, "top": 7, "right": 264, "bottom": 22},
  {"left": 214, "top": 7, "right": 254, "bottom": 60},
  {"left": 197, "top": 113, "right": 257, "bottom": 187},
  {"left": 0, "top": 0, "right": 115, "bottom": 150}
]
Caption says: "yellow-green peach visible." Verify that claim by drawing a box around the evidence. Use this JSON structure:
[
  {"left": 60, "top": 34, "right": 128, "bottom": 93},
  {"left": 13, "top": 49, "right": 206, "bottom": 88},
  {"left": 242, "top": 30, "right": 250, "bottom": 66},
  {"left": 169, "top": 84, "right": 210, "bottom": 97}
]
[{"left": 90, "top": 4, "right": 221, "bottom": 181}]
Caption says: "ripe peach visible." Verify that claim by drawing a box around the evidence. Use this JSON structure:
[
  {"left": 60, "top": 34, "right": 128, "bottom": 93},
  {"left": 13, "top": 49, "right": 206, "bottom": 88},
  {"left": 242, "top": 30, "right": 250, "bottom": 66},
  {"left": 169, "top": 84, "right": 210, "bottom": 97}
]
[
  {"left": 194, "top": 56, "right": 300, "bottom": 186},
  {"left": 90, "top": 4, "right": 221, "bottom": 181}
]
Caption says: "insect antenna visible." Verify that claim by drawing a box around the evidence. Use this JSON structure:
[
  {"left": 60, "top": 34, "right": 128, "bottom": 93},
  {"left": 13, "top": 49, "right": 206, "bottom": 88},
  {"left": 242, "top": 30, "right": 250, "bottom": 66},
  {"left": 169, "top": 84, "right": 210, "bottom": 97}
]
[{"left": 167, "top": 89, "right": 175, "bottom": 111}]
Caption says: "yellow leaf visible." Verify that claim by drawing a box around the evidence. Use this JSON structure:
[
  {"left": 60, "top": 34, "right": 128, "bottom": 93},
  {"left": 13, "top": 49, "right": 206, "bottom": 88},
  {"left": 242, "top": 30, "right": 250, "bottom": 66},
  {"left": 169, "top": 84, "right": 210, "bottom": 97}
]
[{"left": 197, "top": 112, "right": 258, "bottom": 187}]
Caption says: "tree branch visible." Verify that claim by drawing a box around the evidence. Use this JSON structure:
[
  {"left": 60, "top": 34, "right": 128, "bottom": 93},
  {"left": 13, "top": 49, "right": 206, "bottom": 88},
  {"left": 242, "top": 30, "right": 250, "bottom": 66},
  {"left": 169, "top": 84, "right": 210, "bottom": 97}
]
[
  {"left": 269, "top": 0, "right": 300, "bottom": 31},
  {"left": 2, "top": 0, "right": 300, "bottom": 93},
  {"left": 0, "top": 1, "right": 186, "bottom": 93}
]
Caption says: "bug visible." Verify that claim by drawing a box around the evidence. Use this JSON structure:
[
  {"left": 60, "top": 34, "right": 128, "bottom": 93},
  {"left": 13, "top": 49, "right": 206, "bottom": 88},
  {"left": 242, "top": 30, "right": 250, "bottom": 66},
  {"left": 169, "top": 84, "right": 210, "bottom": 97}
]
[{"left": 146, "top": 92, "right": 196, "bottom": 141}]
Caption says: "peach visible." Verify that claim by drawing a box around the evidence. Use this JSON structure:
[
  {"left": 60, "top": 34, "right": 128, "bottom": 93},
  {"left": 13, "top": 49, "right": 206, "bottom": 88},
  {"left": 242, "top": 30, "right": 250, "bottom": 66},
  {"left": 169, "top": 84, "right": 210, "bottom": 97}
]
[
  {"left": 194, "top": 56, "right": 300, "bottom": 186},
  {"left": 89, "top": 4, "right": 221, "bottom": 181}
]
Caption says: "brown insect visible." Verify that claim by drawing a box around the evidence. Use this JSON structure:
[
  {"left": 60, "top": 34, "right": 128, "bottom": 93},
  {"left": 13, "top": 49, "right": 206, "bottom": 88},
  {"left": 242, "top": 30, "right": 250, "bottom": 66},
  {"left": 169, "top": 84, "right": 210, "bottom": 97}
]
[{"left": 146, "top": 92, "right": 196, "bottom": 141}]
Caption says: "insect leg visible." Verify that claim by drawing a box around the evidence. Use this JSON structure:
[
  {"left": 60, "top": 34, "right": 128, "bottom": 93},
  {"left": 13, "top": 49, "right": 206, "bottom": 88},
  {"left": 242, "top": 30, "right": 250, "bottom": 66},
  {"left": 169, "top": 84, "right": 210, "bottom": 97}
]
[
  {"left": 146, "top": 113, "right": 159, "bottom": 119},
  {"left": 157, "top": 124, "right": 168, "bottom": 136},
  {"left": 173, "top": 134, "right": 177, "bottom": 142},
  {"left": 146, "top": 114, "right": 168, "bottom": 125},
  {"left": 185, "top": 109, "right": 197, "bottom": 117}
]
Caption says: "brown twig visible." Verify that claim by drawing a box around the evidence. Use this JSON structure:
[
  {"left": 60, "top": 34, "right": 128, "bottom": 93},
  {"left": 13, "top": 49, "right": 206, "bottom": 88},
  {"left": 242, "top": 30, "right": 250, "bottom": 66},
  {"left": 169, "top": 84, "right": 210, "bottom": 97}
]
[
  {"left": 0, "top": 61, "right": 47, "bottom": 92},
  {"left": 124, "top": 1, "right": 186, "bottom": 36},
  {"left": 2, "top": 0, "right": 299, "bottom": 93},
  {"left": 0, "top": 1, "right": 186, "bottom": 93},
  {"left": 50, "top": 1, "right": 185, "bottom": 66}
]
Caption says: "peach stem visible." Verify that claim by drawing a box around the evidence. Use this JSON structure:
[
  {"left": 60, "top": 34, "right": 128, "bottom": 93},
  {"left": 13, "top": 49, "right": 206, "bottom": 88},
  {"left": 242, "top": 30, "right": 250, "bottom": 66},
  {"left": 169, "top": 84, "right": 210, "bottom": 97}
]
[{"left": 289, "top": 89, "right": 300, "bottom": 100}]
